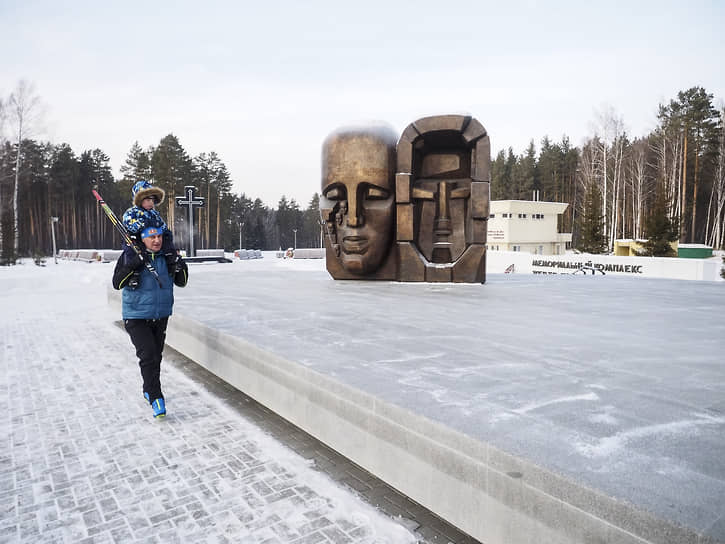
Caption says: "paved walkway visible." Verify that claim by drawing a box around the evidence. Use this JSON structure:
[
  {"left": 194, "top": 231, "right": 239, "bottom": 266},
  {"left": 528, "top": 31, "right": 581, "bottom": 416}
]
[{"left": 0, "top": 262, "right": 478, "bottom": 543}]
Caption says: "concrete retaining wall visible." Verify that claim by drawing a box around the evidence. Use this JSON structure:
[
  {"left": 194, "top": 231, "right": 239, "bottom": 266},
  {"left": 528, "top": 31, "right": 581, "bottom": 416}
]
[
  {"left": 291, "top": 248, "right": 324, "bottom": 259},
  {"left": 196, "top": 249, "right": 225, "bottom": 258}
]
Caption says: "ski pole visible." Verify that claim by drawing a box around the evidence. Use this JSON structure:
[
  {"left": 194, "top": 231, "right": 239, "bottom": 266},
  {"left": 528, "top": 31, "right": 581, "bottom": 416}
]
[{"left": 92, "top": 187, "right": 163, "bottom": 287}]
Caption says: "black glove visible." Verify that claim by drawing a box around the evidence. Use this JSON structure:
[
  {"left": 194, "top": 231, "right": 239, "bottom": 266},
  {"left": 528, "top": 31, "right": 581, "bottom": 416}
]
[
  {"left": 122, "top": 244, "right": 145, "bottom": 270},
  {"left": 172, "top": 254, "right": 188, "bottom": 287},
  {"left": 167, "top": 252, "right": 183, "bottom": 275}
]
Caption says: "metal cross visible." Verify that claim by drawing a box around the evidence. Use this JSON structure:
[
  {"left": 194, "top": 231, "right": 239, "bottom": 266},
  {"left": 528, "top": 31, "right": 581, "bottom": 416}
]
[{"left": 175, "top": 185, "right": 205, "bottom": 257}]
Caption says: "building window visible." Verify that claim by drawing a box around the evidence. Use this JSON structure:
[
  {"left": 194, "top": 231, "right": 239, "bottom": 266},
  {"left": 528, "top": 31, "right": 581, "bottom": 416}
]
[
  {"left": 489, "top": 213, "right": 495, "bottom": 218},
  {"left": 512, "top": 245, "right": 520, "bottom": 252},
  {"left": 518, "top": 213, "right": 527, "bottom": 219},
  {"left": 533, "top": 213, "right": 544, "bottom": 220}
]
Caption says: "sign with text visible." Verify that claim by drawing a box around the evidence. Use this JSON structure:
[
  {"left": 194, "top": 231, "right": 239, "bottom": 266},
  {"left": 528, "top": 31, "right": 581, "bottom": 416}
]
[{"left": 532, "top": 259, "right": 644, "bottom": 275}]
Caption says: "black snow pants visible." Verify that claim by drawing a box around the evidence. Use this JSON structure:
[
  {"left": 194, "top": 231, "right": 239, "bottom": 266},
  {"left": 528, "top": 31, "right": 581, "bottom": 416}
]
[{"left": 124, "top": 317, "right": 169, "bottom": 402}]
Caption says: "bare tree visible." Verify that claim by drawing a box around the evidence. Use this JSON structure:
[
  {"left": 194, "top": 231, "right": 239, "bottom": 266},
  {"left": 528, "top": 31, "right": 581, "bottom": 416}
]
[
  {"left": 650, "top": 125, "right": 682, "bottom": 223},
  {"left": 576, "top": 138, "right": 600, "bottom": 215},
  {"left": 591, "top": 105, "right": 626, "bottom": 250},
  {"left": 707, "top": 108, "right": 725, "bottom": 249},
  {"left": 627, "top": 139, "right": 653, "bottom": 240},
  {"left": 0, "top": 96, "right": 6, "bottom": 253},
  {"left": 7, "top": 80, "right": 43, "bottom": 257},
  {"left": 609, "top": 132, "right": 626, "bottom": 244}
]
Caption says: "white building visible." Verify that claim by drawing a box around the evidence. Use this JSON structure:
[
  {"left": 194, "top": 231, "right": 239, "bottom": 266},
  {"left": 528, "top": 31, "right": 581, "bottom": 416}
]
[{"left": 487, "top": 200, "right": 572, "bottom": 255}]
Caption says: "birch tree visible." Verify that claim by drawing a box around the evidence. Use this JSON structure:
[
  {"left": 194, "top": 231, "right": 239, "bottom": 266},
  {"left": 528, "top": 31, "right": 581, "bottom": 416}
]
[
  {"left": 650, "top": 124, "right": 682, "bottom": 226},
  {"left": 576, "top": 141, "right": 607, "bottom": 254},
  {"left": 592, "top": 105, "right": 625, "bottom": 250},
  {"left": 0, "top": 96, "right": 6, "bottom": 254},
  {"left": 627, "top": 138, "right": 653, "bottom": 240},
  {"left": 707, "top": 108, "right": 725, "bottom": 249},
  {"left": 7, "top": 80, "right": 43, "bottom": 257}
]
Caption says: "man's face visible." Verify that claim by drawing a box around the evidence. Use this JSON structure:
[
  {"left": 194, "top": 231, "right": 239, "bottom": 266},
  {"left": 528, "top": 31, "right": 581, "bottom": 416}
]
[
  {"left": 141, "top": 197, "right": 156, "bottom": 211},
  {"left": 143, "top": 234, "right": 163, "bottom": 252},
  {"left": 321, "top": 133, "right": 395, "bottom": 275}
]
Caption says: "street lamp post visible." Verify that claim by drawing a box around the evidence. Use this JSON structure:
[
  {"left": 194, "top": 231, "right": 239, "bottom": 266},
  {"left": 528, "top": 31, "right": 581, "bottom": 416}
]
[
  {"left": 51, "top": 217, "right": 59, "bottom": 264},
  {"left": 292, "top": 228, "right": 297, "bottom": 250},
  {"left": 239, "top": 222, "right": 244, "bottom": 250}
]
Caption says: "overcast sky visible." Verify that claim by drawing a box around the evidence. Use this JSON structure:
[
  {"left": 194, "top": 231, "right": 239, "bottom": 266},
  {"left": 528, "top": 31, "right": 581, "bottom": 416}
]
[{"left": 1, "top": 0, "right": 723, "bottom": 207}]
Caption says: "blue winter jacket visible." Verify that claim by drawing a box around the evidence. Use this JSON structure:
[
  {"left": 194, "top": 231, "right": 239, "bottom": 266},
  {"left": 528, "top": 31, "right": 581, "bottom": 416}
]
[{"left": 112, "top": 250, "right": 188, "bottom": 320}]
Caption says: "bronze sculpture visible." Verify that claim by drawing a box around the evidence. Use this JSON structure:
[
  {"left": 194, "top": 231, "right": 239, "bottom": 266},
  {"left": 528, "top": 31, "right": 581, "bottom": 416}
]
[
  {"left": 321, "top": 115, "right": 490, "bottom": 283},
  {"left": 320, "top": 125, "right": 398, "bottom": 279}
]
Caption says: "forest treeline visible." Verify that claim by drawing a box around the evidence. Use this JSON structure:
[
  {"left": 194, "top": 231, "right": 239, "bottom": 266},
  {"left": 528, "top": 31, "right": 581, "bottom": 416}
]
[
  {"left": 493, "top": 87, "right": 724, "bottom": 254},
  {"left": 1, "top": 82, "right": 723, "bottom": 262}
]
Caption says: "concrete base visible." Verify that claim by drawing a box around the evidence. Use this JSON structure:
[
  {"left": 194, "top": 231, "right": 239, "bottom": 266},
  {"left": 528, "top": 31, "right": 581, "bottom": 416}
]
[{"left": 108, "top": 272, "right": 723, "bottom": 544}]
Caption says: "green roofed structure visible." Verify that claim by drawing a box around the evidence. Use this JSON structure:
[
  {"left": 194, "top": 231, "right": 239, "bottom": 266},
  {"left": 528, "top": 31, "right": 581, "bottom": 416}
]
[{"left": 677, "top": 243, "right": 713, "bottom": 259}]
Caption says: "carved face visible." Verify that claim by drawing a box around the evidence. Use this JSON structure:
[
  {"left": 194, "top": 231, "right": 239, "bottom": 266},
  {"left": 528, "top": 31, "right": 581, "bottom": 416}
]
[{"left": 321, "top": 129, "right": 396, "bottom": 275}]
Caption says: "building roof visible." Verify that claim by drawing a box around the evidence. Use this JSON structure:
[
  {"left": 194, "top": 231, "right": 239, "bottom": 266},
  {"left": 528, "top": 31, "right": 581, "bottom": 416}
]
[{"left": 490, "top": 200, "right": 569, "bottom": 214}]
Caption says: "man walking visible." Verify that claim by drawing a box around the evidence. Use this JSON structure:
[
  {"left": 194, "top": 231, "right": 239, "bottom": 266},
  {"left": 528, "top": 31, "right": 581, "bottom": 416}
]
[{"left": 113, "top": 226, "right": 188, "bottom": 418}]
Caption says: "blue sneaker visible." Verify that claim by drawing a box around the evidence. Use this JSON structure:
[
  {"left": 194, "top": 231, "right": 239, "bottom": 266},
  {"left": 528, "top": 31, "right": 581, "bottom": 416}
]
[
  {"left": 151, "top": 397, "right": 166, "bottom": 418},
  {"left": 144, "top": 392, "right": 151, "bottom": 404}
]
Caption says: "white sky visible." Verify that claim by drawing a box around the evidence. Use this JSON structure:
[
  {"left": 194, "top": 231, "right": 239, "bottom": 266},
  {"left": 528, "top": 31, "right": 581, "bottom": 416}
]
[{"left": 1, "top": 0, "right": 723, "bottom": 207}]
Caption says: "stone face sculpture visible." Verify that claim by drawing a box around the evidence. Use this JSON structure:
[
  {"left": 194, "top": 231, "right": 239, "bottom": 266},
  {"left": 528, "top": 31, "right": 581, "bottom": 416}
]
[{"left": 321, "top": 115, "right": 489, "bottom": 283}]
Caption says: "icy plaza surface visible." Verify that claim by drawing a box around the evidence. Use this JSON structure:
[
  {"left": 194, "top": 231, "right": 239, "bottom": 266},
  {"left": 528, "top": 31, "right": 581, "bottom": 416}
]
[
  {"left": 0, "top": 261, "right": 417, "bottom": 543},
  {"left": 178, "top": 256, "right": 725, "bottom": 539}
]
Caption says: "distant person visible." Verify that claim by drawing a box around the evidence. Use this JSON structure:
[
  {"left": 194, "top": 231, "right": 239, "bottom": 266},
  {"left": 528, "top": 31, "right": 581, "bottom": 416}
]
[
  {"left": 122, "top": 180, "right": 176, "bottom": 288},
  {"left": 112, "top": 225, "right": 188, "bottom": 418}
]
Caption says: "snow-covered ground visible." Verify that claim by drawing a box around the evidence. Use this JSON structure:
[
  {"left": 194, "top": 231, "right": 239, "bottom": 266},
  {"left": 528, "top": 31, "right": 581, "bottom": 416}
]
[
  {"left": 0, "top": 258, "right": 418, "bottom": 543},
  {"left": 4, "top": 252, "right": 725, "bottom": 542}
]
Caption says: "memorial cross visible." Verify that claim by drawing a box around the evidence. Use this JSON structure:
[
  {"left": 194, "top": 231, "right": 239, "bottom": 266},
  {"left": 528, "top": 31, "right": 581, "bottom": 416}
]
[{"left": 175, "top": 185, "right": 205, "bottom": 257}]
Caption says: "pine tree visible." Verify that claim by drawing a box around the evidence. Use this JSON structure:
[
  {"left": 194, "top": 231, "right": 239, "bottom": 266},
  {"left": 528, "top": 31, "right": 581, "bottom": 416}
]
[
  {"left": 120, "top": 141, "right": 152, "bottom": 184},
  {"left": 80, "top": 149, "right": 115, "bottom": 248},
  {"left": 640, "top": 191, "right": 678, "bottom": 257},
  {"left": 275, "top": 196, "right": 303, "bottom": 249},
  {"left": 578, "top": 184, "right": 607, "bottom": 254},
  {"left": 537, "top": 136, "right": 560, "bottom": 200},
  {"left": 511, "top": 141, "right": 536, "bottom": 199},
  {"left": 658, "top": 87, "right": 720, "bottom": 242},
  {"left": 48, "top": 144, "right": 80, "bottom": 251},
  {"left": 301, "top": 193, "right": 321, "bottom": 247},
  {"left": 490, "top": 150, "right": 508, "bottom": 200},
  {"left": 151, "top": 134, "right": 194, "bottom": 236}
]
